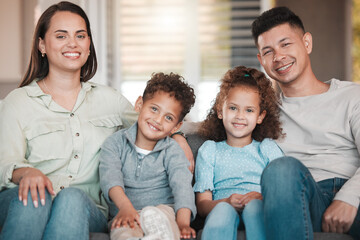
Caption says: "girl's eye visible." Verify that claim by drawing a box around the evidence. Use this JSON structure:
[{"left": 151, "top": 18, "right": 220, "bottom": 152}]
[
  {"left": 151, "top": 107, "right": 157, "bottom": 112},
  {"left": 229, "top": 106, "right": 236, "bottom": 111},
  {"left": 246, "top": 109, "right": 254, "bottom": 113},
  {"left": 165, "top": 116, "right": 173, "bottom": 121}
]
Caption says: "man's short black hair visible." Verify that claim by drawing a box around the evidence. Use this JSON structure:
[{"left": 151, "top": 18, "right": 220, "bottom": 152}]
[{"left": 252, "top": 6, "right": 305, "bottom": 46}]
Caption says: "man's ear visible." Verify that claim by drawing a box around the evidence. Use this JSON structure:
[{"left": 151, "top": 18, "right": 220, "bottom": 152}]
[
  {"left": 257, "top": 53, "right": 263, "bottom": 67},
  {"left": 303, "top": 32, "right": 313, "bottom": 54},
  {"left": 257, "top": 110, "right": 267, "bottom": 124},
  {"left": 134, "top": 96, "right": 143, "bottom": 112},
  {"left": 170, "top": 121, "right": 183, "bottom": 135}
]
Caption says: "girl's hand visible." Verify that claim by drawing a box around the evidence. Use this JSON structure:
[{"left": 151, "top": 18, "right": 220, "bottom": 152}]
[
  {"left": 227, "top": 193, "right": 244, "bottom": 210},
  {"left": 14, "top": 168, "right": 55, "bottom": 208},
  {"left": 111, "top": 206, "right": 140, "bottom": 230},
  {"left": 238, "top": 191, "right": 262, "bottom": 207},
  {"left": 179, "top": 224, "right": 196, "bottom": 239}
]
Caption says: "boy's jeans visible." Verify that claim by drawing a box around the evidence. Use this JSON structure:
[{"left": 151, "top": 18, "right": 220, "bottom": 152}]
[
  {"left": 261, "top": 156, "right": 360, "bottom": 240},
  {"left": 0, "top": 187, "right": 108, "bottom": 240}
]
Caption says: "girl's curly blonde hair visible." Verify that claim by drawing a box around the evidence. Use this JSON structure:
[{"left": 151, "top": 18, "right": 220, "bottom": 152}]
[{"left": 198, "top": 66, "right": 284, "bottom": 142}]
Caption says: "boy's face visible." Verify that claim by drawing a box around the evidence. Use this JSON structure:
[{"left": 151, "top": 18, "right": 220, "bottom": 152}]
[
  {"left": 135, "top": 91, "right": 183, "bottom": 150},
  {"left": 256, "top": 23, "right": 312, "bottom": 86}
]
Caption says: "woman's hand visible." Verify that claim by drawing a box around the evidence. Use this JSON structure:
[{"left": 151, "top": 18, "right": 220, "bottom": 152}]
[
  {"left": 12, "top": 167, "right": 55, "bottom": 207},
  {"left": 111, "top": 206, "right": 140, "bottom": 230}
]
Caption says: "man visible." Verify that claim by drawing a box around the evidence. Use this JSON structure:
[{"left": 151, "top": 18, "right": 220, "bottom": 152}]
[{"left": 252, "top": 6, "right": 360, "bottom": 240}]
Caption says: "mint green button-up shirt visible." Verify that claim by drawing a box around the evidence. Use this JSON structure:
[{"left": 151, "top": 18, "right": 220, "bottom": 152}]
[{"left": 0, "top": 80, "right": 137, "bottom": 215}]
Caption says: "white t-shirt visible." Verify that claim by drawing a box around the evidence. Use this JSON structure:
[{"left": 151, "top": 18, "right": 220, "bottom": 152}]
[{"left": 277, "top": 79, "right": 360, "bottom": 207}]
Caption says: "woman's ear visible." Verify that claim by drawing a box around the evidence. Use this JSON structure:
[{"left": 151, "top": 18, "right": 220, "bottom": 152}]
[
  {"left": 257, "top": 110, "right": 267, "bottom": 124},
  {"left": 38, "top": 37, "right": 46, "bottom": 55},
  {"left": 134, "top": 96, "right": 143, "bottom": 112}
]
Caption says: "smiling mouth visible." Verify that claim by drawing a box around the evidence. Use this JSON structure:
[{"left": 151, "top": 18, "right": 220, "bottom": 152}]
[
  {"left": 148, "top": 123, "right": 160, "bottom": 131},
  {"left": 233, "top": 123, "right": 246, "bottom": 128},
  {"left": 63, "top": 52, "right": 80, "bottom": 57},
  {"left": 276, "top": 62, "right": 294, "bottom": 72}
]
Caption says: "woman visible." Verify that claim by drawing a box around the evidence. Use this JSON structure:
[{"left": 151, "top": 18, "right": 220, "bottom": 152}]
[{"left": 0, "top": 2, "right": 136, "bottom": 239}]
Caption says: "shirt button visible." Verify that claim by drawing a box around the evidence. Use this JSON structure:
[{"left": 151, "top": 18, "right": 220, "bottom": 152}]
[
  {"left": 75, "top": 133, "right": 80, "bottom": 137},
  {"left": 70, "top": 113, "right": 74, "bottom": 117},
  {"left": 74, "top": 155, "right": 79, "bottom": 159},
  {"left": 60, "top": 186, "right": 64, "bottom": 190}
]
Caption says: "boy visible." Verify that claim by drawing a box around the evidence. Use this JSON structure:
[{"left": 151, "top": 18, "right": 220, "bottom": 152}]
[{"left": 99, "top": 72, "right": 197, "bottom": 240}]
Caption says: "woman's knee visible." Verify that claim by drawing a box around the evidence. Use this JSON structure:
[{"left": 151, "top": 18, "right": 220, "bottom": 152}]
[{"left": 53, "top": 187, "right": 88, "bottom": 209}]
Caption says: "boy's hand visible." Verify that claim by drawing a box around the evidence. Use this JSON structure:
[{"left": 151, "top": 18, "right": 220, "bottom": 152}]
[
  {"left": 111, "top": 206, "right": 140, "bottom": 230},
  {"left": 179, "top": 224, "right": 196, "bottom": 239}
]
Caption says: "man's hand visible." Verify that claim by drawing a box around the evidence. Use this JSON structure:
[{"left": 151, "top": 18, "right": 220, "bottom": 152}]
[{"left": 322, "top": 200, "right": 357, "bottom": 233}]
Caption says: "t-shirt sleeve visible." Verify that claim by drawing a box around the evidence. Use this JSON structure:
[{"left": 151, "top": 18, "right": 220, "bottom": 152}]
[
  {"left": 260, "top": 138, "right": 284, "bottom": 164},
  {"left": 193, "top": 140, "right": 216, "bottom": 193}
]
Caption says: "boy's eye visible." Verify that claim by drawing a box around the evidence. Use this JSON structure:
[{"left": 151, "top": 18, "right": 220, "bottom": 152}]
[
  {"left": 246, "top": 109, "right": 254, "bottom": 113},
  {"left": 165, "top": 116, "right": 173, "bottom": 121}
]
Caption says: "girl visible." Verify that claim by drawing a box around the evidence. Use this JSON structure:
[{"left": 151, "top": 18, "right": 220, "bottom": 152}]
[{"left": 194, "top": 66, "right": 284, "bottom": 240}]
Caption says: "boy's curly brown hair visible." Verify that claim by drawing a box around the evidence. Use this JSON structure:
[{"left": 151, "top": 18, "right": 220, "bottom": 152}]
[
  {"left": 143, "top": 72, "right": 196, "bottom": 122},
  {"left": 199, "top": 66, "right": 284, "bottom": 142}
]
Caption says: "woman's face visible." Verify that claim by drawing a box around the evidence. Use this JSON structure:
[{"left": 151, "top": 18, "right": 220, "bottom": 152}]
[{"left": 38, "top": 11, "right": 91, "bottom": 75}]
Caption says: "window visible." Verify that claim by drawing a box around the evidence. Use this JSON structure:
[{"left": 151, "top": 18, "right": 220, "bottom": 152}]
[{"left": 109, "top": 0, "right": 262, "bottom": 121}]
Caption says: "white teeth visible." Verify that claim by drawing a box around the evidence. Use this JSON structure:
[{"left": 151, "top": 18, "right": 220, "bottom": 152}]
[
  {"left": 63, "top": 53, "right": 80, "bottom": 57},
  {"left": 278, "top": 63, "right": 293, "bottom": 71},
  {"left": 149, "top": 124, "right": 158, "bottom": 131}
]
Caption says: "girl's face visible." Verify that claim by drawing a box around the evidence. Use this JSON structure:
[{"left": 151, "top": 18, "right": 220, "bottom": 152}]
[
  {"left": 218, "top": 85, "right": 266, "bottom": 147},
  {"left": 38, "top": 11, "right": 91, "bottom": 76}
]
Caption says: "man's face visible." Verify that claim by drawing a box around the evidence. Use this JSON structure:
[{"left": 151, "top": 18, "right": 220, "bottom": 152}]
[{"left": 256, "top": 23, "right": 312, "bottom": 86}]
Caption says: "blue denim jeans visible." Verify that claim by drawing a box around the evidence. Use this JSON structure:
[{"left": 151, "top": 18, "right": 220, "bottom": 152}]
[
  {"left": 261, "top": 157, "right": 360, "bottom": 240},
  {"left": 0, "top": 187, "right": 108, "bottom": 240},
  {"left": 201, "top": 200, "right": 266, "bottom": 240}
]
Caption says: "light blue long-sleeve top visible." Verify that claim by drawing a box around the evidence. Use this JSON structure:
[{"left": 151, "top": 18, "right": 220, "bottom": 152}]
[
  {"left": 194, "top": 139, "right": 283, "bottom": 200},
  {"left": 99, "top": 122, "right": 196, "bottom": 219}
]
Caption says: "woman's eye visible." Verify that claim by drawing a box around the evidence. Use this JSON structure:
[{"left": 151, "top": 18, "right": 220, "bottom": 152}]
[
  {"left": 56, "top": 35, "right": 66, "bottom": 39},
  {"left": 165, "top": 116, "right": 173, "bottom": 121},
  {"left": 77, "top": 34, "right": 86, "bottom": 39}
]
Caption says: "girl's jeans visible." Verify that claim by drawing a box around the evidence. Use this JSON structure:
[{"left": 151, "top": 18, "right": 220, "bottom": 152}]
[
  {"left": 261, "top": 156, "right": 360, "bottom": 240},
  {"left": 201, "top": 200, "right": 265, "bottom": 240},
  {"left": 0, "top": 187, "right": 108, "bottom": 240}
]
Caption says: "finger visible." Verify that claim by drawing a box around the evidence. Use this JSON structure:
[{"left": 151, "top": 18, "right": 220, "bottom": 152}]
[
  {"left": 45, "top": 179, "right": 56, "bottom": 196},
  {"left": 29, "top": 183, "right": 39, "bottom": 208},
  {"left": 134, "top": 214, "right": 141, "bottom": 227},
  {"left": 128, "top": 218, "right": 135, "bottom": 229},
  {"left": 37, "top": 182, "right": 46, "bottom": 206},
  {"left": 191, "top": 228, "right": 197, "bottom": 238},
  {"left": 20, "top": 181, "right": 30, "bottom": 206}
]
